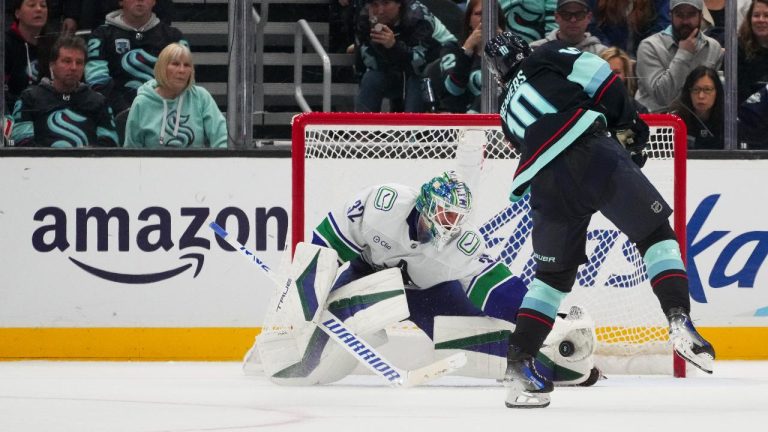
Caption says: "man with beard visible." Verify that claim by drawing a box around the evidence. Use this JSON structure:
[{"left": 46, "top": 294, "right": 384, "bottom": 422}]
[{"left": 635, "top": 0, "right": 722, "bottom": 112}]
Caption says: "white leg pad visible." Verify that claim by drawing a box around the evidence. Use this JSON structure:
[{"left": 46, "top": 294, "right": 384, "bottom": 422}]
[
  {"left": 257, "top": 268, "right": 408, "bottom": 385},
  {"left": 541, "top": 305, "right": 598, "bottom": 385},
  {"left": 247, "top": 243, "right": 339, "bottom": 377},
  {"left": 433, "top": 315, "right": 514, "bottom": 379},
  {"left": 326, "top": 267, "right": 409, "bottom": 336}
]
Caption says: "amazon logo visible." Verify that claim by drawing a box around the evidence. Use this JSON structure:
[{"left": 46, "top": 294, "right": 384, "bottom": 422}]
[{"left": 31, "top": 206, "right": 288, "bottom": 284}]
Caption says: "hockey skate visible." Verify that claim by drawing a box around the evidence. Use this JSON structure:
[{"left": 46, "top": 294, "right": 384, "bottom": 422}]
[
  {"left": 503, "top": 346, "right": 553, "bottom": 408},
  {"left": 667, "top": 307, "right": 715, "bottom": 374}
]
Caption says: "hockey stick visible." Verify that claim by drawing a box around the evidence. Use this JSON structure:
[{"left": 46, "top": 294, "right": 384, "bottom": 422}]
[{"left": 209, "top": 221, "right": 466, "bottom": 387}]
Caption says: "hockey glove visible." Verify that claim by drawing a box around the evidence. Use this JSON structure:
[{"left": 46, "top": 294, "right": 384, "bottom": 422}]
[{"left": 615, "top": 117, "right": 650, "bottom": 168}]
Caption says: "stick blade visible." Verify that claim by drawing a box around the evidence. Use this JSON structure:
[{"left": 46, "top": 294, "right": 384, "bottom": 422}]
[{"left": 400, "top": 352, "right": 467, "bottom": 388}]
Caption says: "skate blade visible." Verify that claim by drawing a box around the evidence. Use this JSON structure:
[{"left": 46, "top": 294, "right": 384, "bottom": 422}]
[
  {"left": 673, "top": 342, "right": 714, "bottom": 374},
  {"left": 504, "top": 381, "right": 551, "bottom": 408},
  {"left": 505, "top": 389, "right": 551, "bottom": 408}
]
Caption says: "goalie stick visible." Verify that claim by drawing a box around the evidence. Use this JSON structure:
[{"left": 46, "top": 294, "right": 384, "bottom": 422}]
[{"left": 209, "top": 221, "right": 467, "bottom": 387}]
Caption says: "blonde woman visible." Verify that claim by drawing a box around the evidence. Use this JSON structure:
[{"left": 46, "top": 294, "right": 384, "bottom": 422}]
[
  {"left": 124, "top": 43, "right": 228, "bottom": 148},
  {"left": 599, "top": 47, "right": 647, "bottom": 112}
]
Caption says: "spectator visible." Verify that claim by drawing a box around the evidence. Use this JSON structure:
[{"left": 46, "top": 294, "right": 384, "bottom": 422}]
[
  {"left": 124, "top": 43, "right": 227, "bottom": 148},
  {"left": 4, "top": 0, "right": 48, "bottom": 111},
  {"left": 635, "top": 0, "right": 722, "bottom": 112},
  {"left": 669, "top": 65, "right": 723, "bottom": 149},
  {"left": 599, "top": 46, "right": 648, "bottom": 112},
  {"left": 739, "top": 83, "right": 768, "bottom": 149},
  {"left": 43, "top": 0, "right": 80, "bottom": 34},
  {"left": 498, "top": 0, "right": 557, "bottom": 44},
  {"left": 737, "top": 0, "right": 768, "bottom": 103},
  {"left": 78, "top": 0, "right": 174, "bottom": 31},
  {"left": 10, "top": 35, "right": 118, "bottom": 147},
  {"left": 701, "top": 0, "right": 750, "bottom": 46},
  {"left": 531, "top": 0, "right": 608, "bottom": 55},
  {"left": 587, "top": 0, "right": 670, "bottom": 58},
  {"left": 424, "top": 0, "right": 495, "bottom": 113},
  {"left": 85, "top": 0, "right": 186, "bottom": 114},
  {"left": 354, "top": 0, "right": 457, "bottom": 112}
]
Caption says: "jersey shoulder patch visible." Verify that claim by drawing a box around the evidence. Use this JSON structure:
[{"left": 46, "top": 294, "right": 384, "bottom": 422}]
[
  {"left": 373, "top": 186, "right": 399, "bottom": 211},
  {"left": 456, "top": 230, "right": 482, "bottom": 256}
]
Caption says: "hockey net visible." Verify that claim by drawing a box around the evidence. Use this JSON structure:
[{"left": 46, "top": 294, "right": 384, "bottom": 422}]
[{"left": 291, "top": 112, "right": 689, "bottom": 377}]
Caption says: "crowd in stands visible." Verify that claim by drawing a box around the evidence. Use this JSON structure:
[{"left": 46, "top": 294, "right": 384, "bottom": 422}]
[{"left": 3, "top": 0, "right": 768, "bottom": 149}]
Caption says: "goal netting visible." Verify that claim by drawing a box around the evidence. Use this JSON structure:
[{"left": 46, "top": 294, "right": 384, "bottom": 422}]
[{"left": 291, "top": 112, "right": 689, "bottom": 377}]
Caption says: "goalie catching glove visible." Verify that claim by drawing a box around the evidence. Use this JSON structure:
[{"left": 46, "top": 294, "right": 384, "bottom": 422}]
[{"left": 614, "top": 116, "right": 650, "bottom": 168}]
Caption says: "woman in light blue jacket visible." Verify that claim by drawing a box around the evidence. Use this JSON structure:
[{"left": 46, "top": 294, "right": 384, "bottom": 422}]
[{"left": 124, "top": 43, "right": 228, "bottom": 148}]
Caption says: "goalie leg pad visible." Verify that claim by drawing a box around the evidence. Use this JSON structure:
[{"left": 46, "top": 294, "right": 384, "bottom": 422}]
[
  {"left": 539, "top": 305, "right": 598, "bottom": 386},
  {"left": 326, "top": 267, "right": 409, "bottom": 336},
  {"left": 269, "top": 328, "right": 389, "bottom": 386},
  {"left": 260, "top": 268, "right": 407, "bottom": 385},
  {"left": 433, "top": 315, "right": 514, "bottom": 379},
  {"left": 248, "top": 243, "right": 340, "bottom": 376}
]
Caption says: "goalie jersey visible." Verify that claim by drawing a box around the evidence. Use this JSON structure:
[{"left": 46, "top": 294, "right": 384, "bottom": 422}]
[
  {"left": 311, "top": 183, "right": 522, "bottom": 316},
  {"left": 499, "top": 40, "right": 639, "bottom": 201}
]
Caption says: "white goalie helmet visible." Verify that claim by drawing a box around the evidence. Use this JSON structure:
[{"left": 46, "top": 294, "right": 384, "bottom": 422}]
[{"left": 415, "top": 170, "right": 473, "bottom": 250}]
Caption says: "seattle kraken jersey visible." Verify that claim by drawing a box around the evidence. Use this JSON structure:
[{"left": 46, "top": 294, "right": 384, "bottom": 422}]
[
  {"left": 11, "top": 80, "right": 118, "bottom": 148},
  {"left": 85, "top": 19, "right": 185, "bottom": 113},
  {"left": 499, "top": 41, "right": 638, "bottom": 201},
  {"left": 311, "top": 183, "right": 518, "bottom": 307}
]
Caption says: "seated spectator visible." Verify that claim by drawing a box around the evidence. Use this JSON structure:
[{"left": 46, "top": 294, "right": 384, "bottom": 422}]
[
  {"left": 587, "top": 0, "right": 670, "bottom": 58},
  {"left": 498, "top": 0, "right": 557, "bottom": 44},
  {"left": 737, "top": 0, "right": 768, "bottom": 103},
  {"left": 354, "top": 0, "right": 457, "bottom": 112},
  {"left": 669, "top": 65, "right": 723, "bottom": 149},
  {"left": 531, "top": 0, "right": 608, "bottom": 55},
  {"left": 4, "top": 0, "right": 48, "bottom": 111},
  {"left": 635, "top": 0, "right": 722, "bottom": 112},
  {"left": 599, "top": 47, "right": 648, "bottom": 112},
  {"left": 124, "top": 43, "right": 227, "bottom": 148},
  {"left": 701, "top": 0, "right": 750, "bottom": 46},
  {"left": 78, "top": 0, "right": 174, "bottom": 31},
  {"left": 85, "top": 0, "right": 186, "bottom": 114},
  {"left": 10, "top": 36, "right": 118, "bottom": 147},
  {"left": 424, "top": 0, "right": 494, "bottom": 113},
  {"left": 43, "top": 0, "right": 79, "bottom": 34},
  {"left": 739, "top": 83, "right": 768, "bottom": 149}
]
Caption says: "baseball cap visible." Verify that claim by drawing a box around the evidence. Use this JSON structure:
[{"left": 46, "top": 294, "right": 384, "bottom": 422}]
[
  {"left": 557, "top": 0, "right": 589, "bottom": 9},
  {"left": 670, "top": 0, "right": 703, "bottom": 10}
]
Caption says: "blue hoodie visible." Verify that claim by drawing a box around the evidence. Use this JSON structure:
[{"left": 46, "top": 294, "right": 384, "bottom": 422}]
[{"left": 124, "top": 79, "right": 227, "bottom": 148}]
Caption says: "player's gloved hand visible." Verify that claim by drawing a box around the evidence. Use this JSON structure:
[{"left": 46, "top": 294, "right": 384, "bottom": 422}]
[{"left": 614, "top": 117, "right": 650, "bottom": 168}]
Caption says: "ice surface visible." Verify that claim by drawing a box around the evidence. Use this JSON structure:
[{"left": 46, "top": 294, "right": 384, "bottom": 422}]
[{"left": 1, "top": 360, "right": 766, "bottom": 431}]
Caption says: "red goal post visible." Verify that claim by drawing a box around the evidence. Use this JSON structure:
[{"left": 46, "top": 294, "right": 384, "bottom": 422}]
[{"left": 291, "top": 112, "right": 689, "bottom": 377}]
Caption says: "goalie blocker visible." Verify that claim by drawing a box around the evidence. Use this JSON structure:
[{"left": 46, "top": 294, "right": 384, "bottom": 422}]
[{"left": 251, "top": 243, "right": 600, "bottom": 386}]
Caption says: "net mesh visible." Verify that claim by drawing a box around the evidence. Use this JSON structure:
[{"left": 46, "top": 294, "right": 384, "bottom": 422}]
[{"left": 298, "top": 114, "right": 682, "bottom": 371}]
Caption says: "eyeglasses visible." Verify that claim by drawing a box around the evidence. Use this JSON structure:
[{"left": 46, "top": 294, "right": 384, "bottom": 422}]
[
  {"left": 690, "top": 87, "right": 715, "bottom": 95},
  {"left": 557, "top": 10, "right": 589, "bottom": 21}
]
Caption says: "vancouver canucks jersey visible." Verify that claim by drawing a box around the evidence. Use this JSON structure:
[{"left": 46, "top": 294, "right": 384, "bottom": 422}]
[
  {"left": 311, "top": 183, "right": 519, "bottom": 309},
  {"left": 499, "top": 40, "right": 638, "bottom": 201}
]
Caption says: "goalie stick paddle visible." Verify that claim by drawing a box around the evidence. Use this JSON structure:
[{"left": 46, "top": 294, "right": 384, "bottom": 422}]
[{"left": 208, "top": 221, "right": 467, "bottom": 387}]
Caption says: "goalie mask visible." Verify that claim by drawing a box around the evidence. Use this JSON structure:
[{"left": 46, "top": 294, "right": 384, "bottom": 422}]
[
  {"left": 484, "top": 31, "right": 532, "bottom": 87},
  {"left": 415, "top": 171, "right": 472, "bottom": 250}
]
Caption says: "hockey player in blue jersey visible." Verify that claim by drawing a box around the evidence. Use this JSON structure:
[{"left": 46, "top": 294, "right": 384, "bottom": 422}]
[
  {"left": 484, "top": 32, "right": 715, "bottom": 408},
  {"left": 251, "top": 170, "right": 600, "bottom": 387}
]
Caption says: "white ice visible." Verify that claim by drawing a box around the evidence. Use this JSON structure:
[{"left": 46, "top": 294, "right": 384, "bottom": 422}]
[{"left": 1, "top": 360, "right": 767, "bottom": 432}]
